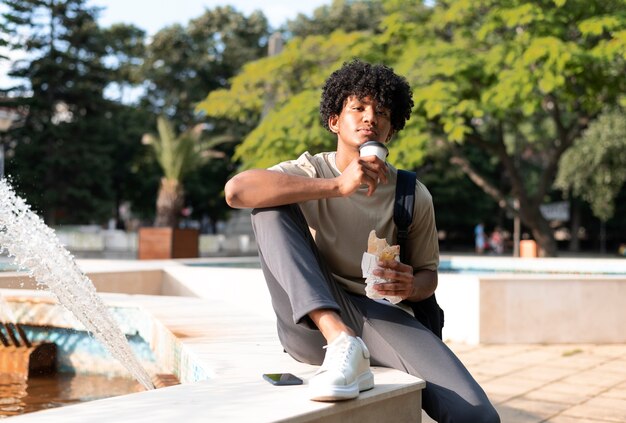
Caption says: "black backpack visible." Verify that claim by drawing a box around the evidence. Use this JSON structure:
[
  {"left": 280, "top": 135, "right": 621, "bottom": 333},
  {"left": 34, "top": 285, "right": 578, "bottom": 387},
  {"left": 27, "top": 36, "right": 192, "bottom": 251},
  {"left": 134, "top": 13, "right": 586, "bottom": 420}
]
[{"left": 395, "top": 169, "right": 445, "bottom": 339}]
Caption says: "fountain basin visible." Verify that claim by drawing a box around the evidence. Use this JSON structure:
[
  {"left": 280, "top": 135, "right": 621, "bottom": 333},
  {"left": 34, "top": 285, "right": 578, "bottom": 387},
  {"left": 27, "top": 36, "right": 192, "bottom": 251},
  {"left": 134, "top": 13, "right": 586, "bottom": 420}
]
[{"left": 2, "top": 289, "right": 209, "bottom": 384}]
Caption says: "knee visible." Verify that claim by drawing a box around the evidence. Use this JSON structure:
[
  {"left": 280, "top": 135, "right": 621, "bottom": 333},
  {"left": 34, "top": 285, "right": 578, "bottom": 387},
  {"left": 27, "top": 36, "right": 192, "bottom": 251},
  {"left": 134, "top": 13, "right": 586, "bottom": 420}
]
[
  {"left": 251, "top": 205, "right": 309, "bottom": 242},
  {"left": 251, "top": 204, "right": 298, "bottom": 226}
]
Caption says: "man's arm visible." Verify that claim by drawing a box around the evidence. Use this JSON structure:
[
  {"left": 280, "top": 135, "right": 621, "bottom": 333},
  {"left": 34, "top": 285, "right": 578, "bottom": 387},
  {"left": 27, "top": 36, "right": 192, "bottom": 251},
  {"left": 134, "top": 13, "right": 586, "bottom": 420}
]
[
  {"left": 224, "top": 156, "right": 388, "bottom": 209},
  {"left": 225, "top": 169, "right": 341, "bottom": 209},
  {"left": 408, "top": 268, "right": 438, "bottom": 301}
]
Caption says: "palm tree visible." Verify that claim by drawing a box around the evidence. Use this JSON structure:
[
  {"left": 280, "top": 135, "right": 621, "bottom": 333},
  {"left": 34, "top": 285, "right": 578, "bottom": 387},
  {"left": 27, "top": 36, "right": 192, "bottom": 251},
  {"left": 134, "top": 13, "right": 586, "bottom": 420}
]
[{"left": 142, "top": 116, "right": 226, "bottom": 227}]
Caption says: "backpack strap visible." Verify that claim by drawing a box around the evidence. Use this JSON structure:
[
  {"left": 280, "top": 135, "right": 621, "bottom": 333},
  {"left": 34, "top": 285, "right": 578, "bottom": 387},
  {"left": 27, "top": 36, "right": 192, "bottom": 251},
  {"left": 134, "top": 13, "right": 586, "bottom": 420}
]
[
  {"left": 394, "top": 169, "right": 445, "bottom": 339},
  {"left": 394, "top": 169, "right": 416, "bottom": 263}
]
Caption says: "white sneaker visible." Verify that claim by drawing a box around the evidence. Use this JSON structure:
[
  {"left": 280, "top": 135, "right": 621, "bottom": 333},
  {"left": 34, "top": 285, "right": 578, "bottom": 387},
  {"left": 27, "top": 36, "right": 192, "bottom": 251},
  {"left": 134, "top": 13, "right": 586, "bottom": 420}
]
[{"left": 309, "top": 332, "right": 375, "bottom": 401}]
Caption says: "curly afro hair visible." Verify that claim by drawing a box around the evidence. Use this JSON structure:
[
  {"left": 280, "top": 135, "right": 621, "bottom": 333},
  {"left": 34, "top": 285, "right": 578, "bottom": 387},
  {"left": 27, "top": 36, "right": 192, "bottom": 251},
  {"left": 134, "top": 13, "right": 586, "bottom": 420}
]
[{"left": 320, "top": 59, "right": 414, "bottom": 134}]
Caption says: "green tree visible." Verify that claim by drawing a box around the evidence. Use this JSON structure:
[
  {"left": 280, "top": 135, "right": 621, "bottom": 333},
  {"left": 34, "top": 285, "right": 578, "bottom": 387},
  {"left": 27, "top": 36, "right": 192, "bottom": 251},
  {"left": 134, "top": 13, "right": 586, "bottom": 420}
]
[
  {"left": 198, "top": 0, "right": 626, "bottom": 256},
  {"left": 142, "top": 116, "right": 233, "bottom": 227},
  {"left": 286, "top": 0, "right": 384, "bottom": 37},
  {"left": 142, "top": 116, "right": 202, "bottom": 227},
  {"left": 389, "top": 0, "right": 626, "bottom": 256},
  {"left": 101, "top": 23, "right": 146, "bottom": 102},
  {"left": 555, "top": 108, "right": 626, "bottom": 222},
  {"left": 1, "top": 0, "right": 117, "bottom": 224},
  {"left": 196, "top": 30, "right": 385, "bottom": 169},
  {"left": 107, "top": 103, "right": 160, "bottom": 225},
  {"left": 137, "top": 6, "right": 270, "bottom": 227},
  {"left": 140, "top": 6, "right": 269, "bottom": 128}
]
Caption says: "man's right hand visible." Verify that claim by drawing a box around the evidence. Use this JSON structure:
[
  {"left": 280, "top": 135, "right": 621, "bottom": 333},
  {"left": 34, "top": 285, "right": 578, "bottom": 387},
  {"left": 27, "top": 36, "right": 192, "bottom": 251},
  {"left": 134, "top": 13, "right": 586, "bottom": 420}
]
[{"left": 337, "top": 156, "right": 388, "bottom": 197}]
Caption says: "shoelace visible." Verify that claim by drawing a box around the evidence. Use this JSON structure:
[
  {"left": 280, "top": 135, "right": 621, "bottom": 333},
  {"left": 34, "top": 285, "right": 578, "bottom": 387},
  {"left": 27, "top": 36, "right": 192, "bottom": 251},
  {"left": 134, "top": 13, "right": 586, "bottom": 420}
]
[{"left": 321, "top": 338, "right": 355, "bottom": 373}]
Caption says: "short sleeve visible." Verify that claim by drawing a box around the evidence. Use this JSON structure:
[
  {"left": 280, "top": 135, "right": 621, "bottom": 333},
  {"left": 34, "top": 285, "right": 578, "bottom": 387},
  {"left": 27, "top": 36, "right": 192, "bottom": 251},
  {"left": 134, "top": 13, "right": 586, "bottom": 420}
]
[{"left": 268, "top": 152, "right": 318, "bottom": 178}]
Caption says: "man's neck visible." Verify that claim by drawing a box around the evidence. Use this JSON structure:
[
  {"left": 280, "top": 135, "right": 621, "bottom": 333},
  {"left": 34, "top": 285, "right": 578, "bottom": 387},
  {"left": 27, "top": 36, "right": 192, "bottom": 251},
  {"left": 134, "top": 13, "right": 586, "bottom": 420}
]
[{"left": 335, "top": 145, "right": 359, "bottom": 172}]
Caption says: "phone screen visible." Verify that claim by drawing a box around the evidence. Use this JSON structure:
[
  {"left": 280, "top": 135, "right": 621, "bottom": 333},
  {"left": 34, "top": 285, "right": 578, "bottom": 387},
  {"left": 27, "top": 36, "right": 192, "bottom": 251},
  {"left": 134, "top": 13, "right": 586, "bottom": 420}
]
[{"left": 263, "top": 373, "right": 303, "bottom": 386}]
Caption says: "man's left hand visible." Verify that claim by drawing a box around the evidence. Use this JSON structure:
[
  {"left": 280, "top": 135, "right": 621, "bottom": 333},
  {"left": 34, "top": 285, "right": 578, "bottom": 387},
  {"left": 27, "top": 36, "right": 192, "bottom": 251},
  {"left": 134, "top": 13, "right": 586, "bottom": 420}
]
[{"left": 372, "top": 260, "right": 415, "bottom": 300}]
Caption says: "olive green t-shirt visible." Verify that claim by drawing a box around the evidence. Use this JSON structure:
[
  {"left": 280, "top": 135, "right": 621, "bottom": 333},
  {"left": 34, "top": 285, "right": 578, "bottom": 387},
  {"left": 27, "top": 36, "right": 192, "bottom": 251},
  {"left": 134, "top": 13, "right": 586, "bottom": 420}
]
[{"left": 269, "top": 151, "right": 439, "bottom": 296}]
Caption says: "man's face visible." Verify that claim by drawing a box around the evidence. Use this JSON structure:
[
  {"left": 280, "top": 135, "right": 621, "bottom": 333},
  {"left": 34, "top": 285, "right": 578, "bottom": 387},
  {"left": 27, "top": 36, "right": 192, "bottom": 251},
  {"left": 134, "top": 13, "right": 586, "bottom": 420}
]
[{"left": 329, "top": 95, "right": 393, "bottom": 150}]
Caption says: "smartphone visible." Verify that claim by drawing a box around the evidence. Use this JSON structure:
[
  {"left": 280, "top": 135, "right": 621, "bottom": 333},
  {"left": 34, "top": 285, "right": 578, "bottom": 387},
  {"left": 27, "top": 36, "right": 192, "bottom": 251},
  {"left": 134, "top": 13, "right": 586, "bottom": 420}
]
[{"left": 262, "top": 373, "right": 303, "bottom": 386}]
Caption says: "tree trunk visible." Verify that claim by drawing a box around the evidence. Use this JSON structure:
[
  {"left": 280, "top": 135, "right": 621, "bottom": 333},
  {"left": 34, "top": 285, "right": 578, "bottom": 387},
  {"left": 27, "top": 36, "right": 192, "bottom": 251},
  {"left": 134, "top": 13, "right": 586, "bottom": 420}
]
[
  {"left": 520, "top": 206, "right": 558, "bottom": 257},
  {"left": 154, "top": 178, "right": 184, "bottom": 228},
  {"left": 448, "top": 149, "right": 560, "bottom": 256}
]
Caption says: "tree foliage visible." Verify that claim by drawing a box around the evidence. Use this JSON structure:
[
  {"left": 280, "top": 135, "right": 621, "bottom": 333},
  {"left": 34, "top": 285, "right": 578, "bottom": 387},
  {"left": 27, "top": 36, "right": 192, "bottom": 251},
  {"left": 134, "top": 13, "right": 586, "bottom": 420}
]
[
  {"left": 397, "top": 0, "right": 626, "bottom": 255},
  {"left": 143, "top": 116, "right": 236, "bottom": 227},
  {"left": 196, "top": 30, "right": 385, "bottom": 169},
  {"left": 141, "top": 6, "right": 269, "bottom": 127},
  {"left": 2, "top": 0, "right": 116, "bottom": 224},
  {"left": 142, "top": 116, "right": 203, "bottom": 227},
  {"left": 1, "top": 1, "right": 271, "bottom": 226},
  {"left": 555, "top": 109, "right": 626, "bottom": 222},
  {"left": 286, "top": 0, "right": 384, "bottom": 37},
  {"left": 199, "top": 0, "right": 626, "bottom": 256},
  {"left": 136, "top": 6, "right": 270, "bottom": 225}
]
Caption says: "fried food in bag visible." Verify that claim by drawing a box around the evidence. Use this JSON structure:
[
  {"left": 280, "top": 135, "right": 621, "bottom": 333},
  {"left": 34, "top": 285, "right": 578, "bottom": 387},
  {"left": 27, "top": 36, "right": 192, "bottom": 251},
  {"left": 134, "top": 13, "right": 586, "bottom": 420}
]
[
  {"left": 367, "top": 230, "right": 400, "bottom": 261},
  {"left": 362, "top": 230, "right": 402, "bottom": 304}
]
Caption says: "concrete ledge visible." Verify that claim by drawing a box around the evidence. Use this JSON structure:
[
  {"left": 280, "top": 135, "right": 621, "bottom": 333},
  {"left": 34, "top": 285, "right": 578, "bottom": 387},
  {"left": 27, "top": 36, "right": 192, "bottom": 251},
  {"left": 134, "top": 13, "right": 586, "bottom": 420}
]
[{"left": 6, "top": 367, "right": 423, "bottom": 423}]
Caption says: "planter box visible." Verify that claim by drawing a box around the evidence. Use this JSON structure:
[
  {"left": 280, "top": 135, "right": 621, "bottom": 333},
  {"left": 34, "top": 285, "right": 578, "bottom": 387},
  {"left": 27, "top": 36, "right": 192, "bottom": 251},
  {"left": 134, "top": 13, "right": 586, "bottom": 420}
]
[{"left": 137, "top": 228, "right": 199, "bottom": 260}]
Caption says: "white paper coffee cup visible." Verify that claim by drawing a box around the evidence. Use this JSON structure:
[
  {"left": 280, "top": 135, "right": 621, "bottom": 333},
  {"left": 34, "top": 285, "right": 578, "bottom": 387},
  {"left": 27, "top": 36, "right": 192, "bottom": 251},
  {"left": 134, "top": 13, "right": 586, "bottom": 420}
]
[{"left": 359, "top": 141, "right": 388, "bottom": 161}]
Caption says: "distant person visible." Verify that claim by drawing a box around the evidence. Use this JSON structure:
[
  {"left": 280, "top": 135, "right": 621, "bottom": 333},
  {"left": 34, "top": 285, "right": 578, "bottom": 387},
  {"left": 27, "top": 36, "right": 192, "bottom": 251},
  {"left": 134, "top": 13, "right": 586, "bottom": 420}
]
[
  {"left": 475, "top": 223, "right": 486, "bottom": 254},
  {"left": 489, "top": 227, "right": 504, "bottom": 255}
]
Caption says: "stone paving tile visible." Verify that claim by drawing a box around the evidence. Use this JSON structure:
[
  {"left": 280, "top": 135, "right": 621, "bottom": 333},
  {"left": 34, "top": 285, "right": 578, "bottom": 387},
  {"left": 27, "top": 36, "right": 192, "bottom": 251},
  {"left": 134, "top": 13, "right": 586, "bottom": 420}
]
[
  {"left": 464, "top": 359, "right": 529, "bottom": 377},
  {"left": 507, "top": 364, "right": 578, "bottom": 383},
  {"left": 603, "top": 386, "right": 626, "bottom": 400},
  {"left": 498, "top": 397, "right": 570, "bottom": 422},
  {"left": 546, "top": 353, "right": 610, "bottom": 370},
  {"left": 546, "top": 415, "right": 615, "bottom": 422},
  {"left": 499, "top": 349, "right": 570, "bottom": 366},
  {"left": 522, "top": 382, "right": 601, "bottom": 405},
  {"left": 560, "top": 369, "right": 626, "bottom": 388},
  {"left": 481, "top": 376, "right": 548, "bottom": 404},
  {"left": 585, "top": 345, "right": 626, "bottom": 358},
  {"left": 443, "top": 343, "right": 626, "bottom": 423},
  {"left": 455, "top": 344, "right": 532, "bottom": 362},
  {"left": 561, "top": 396, "right": 626, "bottom": 422},
  {"left": 594, "top": 358, "right": 626, "bottom": 375}
]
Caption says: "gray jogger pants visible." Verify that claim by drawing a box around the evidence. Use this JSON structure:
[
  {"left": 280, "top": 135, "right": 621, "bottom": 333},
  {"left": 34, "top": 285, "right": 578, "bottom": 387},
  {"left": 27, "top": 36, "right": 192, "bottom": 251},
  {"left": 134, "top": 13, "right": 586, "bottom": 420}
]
[{"left": 251, "top": 205, "right": 500, "bottom": 423}]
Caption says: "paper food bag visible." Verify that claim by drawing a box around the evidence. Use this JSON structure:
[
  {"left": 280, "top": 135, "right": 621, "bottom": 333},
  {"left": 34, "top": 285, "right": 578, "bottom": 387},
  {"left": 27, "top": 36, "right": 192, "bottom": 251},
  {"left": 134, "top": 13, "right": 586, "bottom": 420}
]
[{"left": 362, "top": 230, "right": 403, "bottom": 304}]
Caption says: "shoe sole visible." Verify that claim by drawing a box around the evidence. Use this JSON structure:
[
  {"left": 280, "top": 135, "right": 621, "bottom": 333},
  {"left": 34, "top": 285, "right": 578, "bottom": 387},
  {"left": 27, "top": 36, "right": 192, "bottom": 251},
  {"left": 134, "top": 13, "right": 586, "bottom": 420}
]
[{"left": 309, "top": 371, "right": 375, "bottom": 402}]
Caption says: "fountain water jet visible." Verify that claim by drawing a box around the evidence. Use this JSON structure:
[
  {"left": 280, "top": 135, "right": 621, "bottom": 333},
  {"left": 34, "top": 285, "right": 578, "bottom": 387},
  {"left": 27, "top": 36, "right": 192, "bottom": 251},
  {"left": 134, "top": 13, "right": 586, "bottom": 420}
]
[{"left": 0, "top": 178, "right": 154, "bottom": 390}]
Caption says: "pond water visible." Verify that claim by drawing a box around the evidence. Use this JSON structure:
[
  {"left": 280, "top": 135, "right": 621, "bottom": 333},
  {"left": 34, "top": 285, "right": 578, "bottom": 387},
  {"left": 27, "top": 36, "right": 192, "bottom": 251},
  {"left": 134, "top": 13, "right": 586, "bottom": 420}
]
[
  {"left": 0, "top": 324, "right": 156, "bottom": 418},
  {"left": 0, "top": 372, "right": 140, "bottom": 418},
  {"left": 0, "top": 262, "right": 18, "bottom": 273}
]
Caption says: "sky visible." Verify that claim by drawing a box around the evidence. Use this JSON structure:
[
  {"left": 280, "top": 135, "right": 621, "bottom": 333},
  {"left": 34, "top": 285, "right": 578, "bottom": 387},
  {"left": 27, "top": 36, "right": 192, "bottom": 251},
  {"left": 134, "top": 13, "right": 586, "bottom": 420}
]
[
  {"left": 0, "top": 0, "right": 332, "bottom": 89},
  {"left": 91, "top": 0, "right": 332, "bottom": 33}
]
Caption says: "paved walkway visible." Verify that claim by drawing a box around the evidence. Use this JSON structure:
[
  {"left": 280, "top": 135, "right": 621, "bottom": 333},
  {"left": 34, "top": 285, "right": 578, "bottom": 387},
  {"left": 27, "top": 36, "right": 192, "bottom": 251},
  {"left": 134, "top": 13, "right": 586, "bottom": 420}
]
[{"left": 422, "top": 343, "right": 626, "bottom": 423}]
